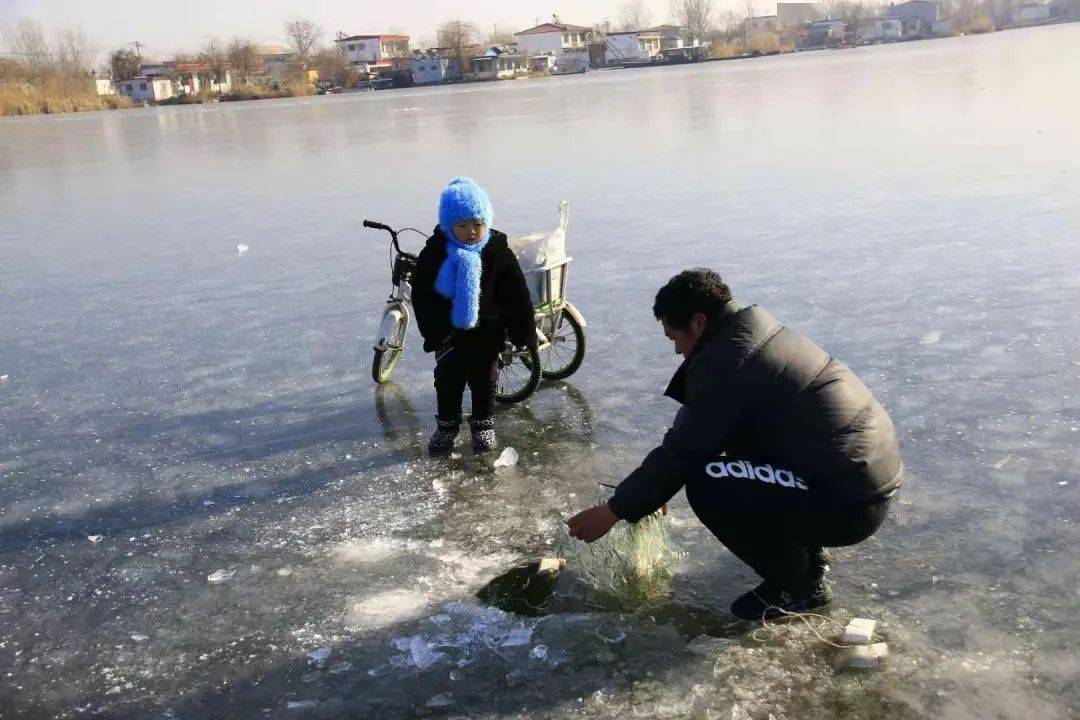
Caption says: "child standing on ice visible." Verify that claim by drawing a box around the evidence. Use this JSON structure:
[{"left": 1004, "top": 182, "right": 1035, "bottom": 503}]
[{"left": 411, "top": 177, "right": 537, "bottom": 453}]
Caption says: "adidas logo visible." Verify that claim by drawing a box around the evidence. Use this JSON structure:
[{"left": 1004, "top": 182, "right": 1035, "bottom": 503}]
[{"left": 705, "top": 460, "right": 809, "bottom": 490}]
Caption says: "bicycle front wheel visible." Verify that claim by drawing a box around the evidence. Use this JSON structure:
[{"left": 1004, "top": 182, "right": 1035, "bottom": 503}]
[
  {"left": 372, "top": 305, "right": 408, "bottom": 384},
  {"left": 494, "top": 344, "right": 541, "bottom": 404},
  {"left": 539, "top": 303, "right": 586, "bottom": 380}
]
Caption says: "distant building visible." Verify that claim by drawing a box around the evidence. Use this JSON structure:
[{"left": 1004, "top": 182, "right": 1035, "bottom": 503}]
[
  {"left": 254, "top": 44, "right": 293, "bottom": 76},
  {"left": 116, "top": 76, "right": 174, "bottom": 102},
  {"left": 411, "top": 51, "right": 453, "bottom": 84},
  {"left": 604, "top": 31, "right": 662, "bottom": 64},
  {"left": 749, "top": 15, "right": 779, "bottom": 33},
  {"left": 514, "top": 22, "right": 594, "bottom": 54},
  {"left": 644, "top": 24, "right": 690, "bottom": 48},
  {"left": 887, "top": 0, "right": 944, "bottom": 35},
  {"left": 95, "top": 77, "right": 117, "bottom": 96},
  {"left": 805, "top": 19, "right": 847, "bottom": 45},
  {"left": 856, "top": 17, "right": 904, "bottom": 42},
  {"left": 887, "top": 0, "right": 942, "bottom": 22},
  {"left": 468, "top": 47, "right": 528, "bottom": 80},
  {"left": 337, "top": 34, "right": 411, "bottom": 68},
  {"left": 137, "top": 62, "right": 232, "bottom": 94},
  {"left": 529, "top": 54, "right": 558, "bottom": 72},
  {"left": 776, "top": 3, "right": 829, "bottom": 28}
]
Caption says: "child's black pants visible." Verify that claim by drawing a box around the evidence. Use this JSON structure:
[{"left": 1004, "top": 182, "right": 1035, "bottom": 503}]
[{"left": 434, "top": 344, "right": 498, "bottom": 421}]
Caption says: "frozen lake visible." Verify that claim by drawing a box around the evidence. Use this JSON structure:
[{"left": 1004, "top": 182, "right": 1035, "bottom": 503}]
[{"left": 3, "top": 24, "right": 1080, "bottom": 719}]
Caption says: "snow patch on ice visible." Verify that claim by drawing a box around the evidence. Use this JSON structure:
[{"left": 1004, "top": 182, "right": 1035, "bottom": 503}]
[
  {"left": 345, "top": 590, "right": 429, "bottom": 630},
  {"left": 207, "top": 569, "right": 236, "bottom": 584}
]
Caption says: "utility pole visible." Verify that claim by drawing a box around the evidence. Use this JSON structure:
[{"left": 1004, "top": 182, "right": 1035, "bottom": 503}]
[{"left": 131, "top": 40, "right": 144, "bottom": 60}]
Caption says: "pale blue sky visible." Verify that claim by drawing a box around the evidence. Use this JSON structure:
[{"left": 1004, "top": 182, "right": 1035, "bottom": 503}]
[{"left": 1, "top": 0, "right": 761, "bottom": 62}]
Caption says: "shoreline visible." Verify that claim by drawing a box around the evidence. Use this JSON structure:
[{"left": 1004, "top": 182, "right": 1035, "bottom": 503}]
[{"left": 2, "top": 19, "right": 1074, "bottom": 119}]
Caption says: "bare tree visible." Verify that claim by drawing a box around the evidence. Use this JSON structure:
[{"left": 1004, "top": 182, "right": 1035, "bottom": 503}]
[
  {"left": 437, "top": 19, "right": 481, "bottom": 73},
  {"left": 227, "top": 38, "right": 258, "bottom": 82},
  {"left": 53, "top": 27, "right": 93, "bottom": 73},
  {"left": 284, "top": 19, "right": 322, "bottom": 64},
  {"left": 200, "top": 38, "right": 224, "bottom": 64},
  {"left": 109, "top": 48, "right": 141, "bottom": 80},
  {"left": 313, "top": 46, "right": 356, "bottom": 87},
  {"left": 672, "top": 0, "right": 714, "bottom": 45},
  {"left": 2, "top": 18, "right": 51, "bottom": 66},
  {"left": 618, "top": 0, "right": 654, "bottom": 31}
]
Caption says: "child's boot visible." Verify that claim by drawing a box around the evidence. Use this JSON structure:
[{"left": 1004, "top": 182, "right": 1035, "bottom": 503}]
[
  {"left": 469, "top": 416, "right": 497, "bottom": 453},
  {"left": 428, "top": 416, "right": 460, "bottom": 453}
]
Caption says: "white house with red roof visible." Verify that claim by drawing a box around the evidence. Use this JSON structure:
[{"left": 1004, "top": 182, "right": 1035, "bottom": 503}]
[
  {"left": 336, "top": 34, "right": 411, "bottom": 66},
  {"left": 514, "top": 21, "right": 594, "bottom": 55}
]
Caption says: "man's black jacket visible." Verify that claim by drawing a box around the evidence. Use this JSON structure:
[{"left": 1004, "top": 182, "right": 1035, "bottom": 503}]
[{"left": 609, "top": 302, "right": 903, "bottom": 522}]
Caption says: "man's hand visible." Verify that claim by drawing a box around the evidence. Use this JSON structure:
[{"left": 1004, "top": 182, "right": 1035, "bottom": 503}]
[{"left": 567, "top": 504, "right": 620, "bottom": 543}]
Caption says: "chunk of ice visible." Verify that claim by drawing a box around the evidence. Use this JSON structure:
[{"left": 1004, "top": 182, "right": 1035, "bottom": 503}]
[
  {"left": 426, "top": 693, "right": 454, "bottom": 708},
  {"left": 919, "top": 331, "right": 941, "bottom": 345},
  {"left": 87, "top": 535, "right": 103, "bottom": 543},
  {"left": 236, "top": 244, "right": 249, "bottom": 256},
  {"left": 286, "top": 700, "right": 317, "bottom": 710},
  {"left": 842, "top": 618, "right": 877, "bottom": 644},
  {"left": 494, "top": 447, "right": 519, "bottom": 468},
  {"left": 407, "top": 635, "right": 446, "bottom": 669},
  {"left": 687, "top": 634, "right": 736, "bottom": 656},
  {"left": 0, "top": 374, "right": 8, "bottom": 384},
  {"left": 841, "top": 641, "right": 889, "bottom": 669},
  {"left": 500, "top": 626, "right": 533, "bottom": 647},
  {"left": 537, "top": 557, "right": 565, "bottom": 574},
  {"left": 306, "top": 646, "right": 331, "bottom": 664},
  {"left": 207, "top": 569, "right": 236, "bottom": 584}
]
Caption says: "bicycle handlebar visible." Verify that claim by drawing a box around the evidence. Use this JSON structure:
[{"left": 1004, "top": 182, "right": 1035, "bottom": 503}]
[{"left": 364, "top": 219, "right": 408, "bottom": 255}]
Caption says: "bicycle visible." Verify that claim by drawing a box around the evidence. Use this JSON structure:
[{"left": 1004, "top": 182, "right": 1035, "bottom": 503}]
[
  {"left": 364, "top": 216, "right": 541, "bottom": 402},
  {"left": 365, "top": 202, "right": 586, "bottom": 404}
]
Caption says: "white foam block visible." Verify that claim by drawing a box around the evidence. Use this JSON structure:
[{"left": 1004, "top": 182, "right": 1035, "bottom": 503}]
[
  {"left": 843, "top": 617, "right": 877, "bottom": 644},
  {"left": 842, "top": 642, "right": 888, "bottom": 669}
]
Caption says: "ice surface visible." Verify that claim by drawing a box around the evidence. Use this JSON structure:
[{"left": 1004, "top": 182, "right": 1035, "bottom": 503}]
[{"left": 2, "top": 24, "right": 1079, "bottom": 720}]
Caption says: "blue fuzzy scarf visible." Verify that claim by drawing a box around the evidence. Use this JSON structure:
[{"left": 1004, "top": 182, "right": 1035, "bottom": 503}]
[{"left": 434, "top": 231, "right": 490, "bottom": 329}]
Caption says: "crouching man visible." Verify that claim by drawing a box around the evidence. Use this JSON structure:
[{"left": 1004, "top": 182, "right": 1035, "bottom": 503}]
[{"left": 568, "top": 269, "right": 902, "bottom": 621}]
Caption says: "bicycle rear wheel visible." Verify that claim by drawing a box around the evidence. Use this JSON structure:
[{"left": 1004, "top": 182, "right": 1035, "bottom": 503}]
[
  {"left": 539, "top": 303, "right": 586, "bottom": 380},
  {"left": 494, "top": 344, "right": 541, "bottom": 404},
  {"left": 372, "top": 305, "right": 408, "bottom": 384}
]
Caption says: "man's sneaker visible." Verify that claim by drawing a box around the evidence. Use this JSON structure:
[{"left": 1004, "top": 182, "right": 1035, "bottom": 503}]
[
  {"left": 730, "top": 579, "right": 833, "bottom": 622},
  {"left": 469, "top": 416, "right": 497, "bottom": 453},
  {"left": 428, "top": 417, "right": 460, "bottom": 453}
]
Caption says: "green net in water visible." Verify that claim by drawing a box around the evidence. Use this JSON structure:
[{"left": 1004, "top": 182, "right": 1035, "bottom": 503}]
[{"left": 556, "top": 503, "right": 685, "bottom": 609}]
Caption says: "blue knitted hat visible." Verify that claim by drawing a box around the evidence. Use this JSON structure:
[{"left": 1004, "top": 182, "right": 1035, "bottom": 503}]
[{"left": 438, "top": 177, "right": 494, "bottom": 238}]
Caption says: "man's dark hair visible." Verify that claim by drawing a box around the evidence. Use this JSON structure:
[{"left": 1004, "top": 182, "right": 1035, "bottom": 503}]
[{"left": 653, "top": 268, "right": 733, "bottom": 329}]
